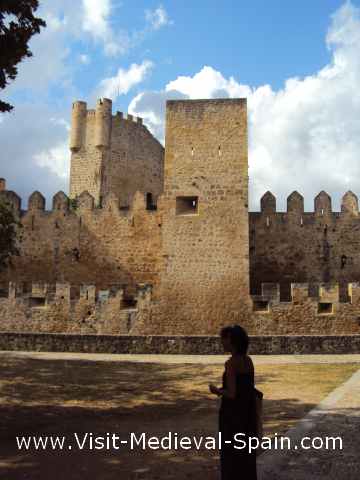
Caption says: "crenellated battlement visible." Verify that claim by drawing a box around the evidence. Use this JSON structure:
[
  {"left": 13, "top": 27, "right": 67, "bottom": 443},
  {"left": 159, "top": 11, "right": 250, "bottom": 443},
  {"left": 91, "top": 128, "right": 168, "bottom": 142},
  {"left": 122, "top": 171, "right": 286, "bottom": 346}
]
[
  {"left": 0, "top": 180, "right": 162, "bottom": 300},
  {"left": 0, "top": 281, "right": 151, "bottom": 306},
  {"left": 3, "top": 97, "right": 360, "bottom": 337},
  {"left": 114, "top": 110, "right": 143, "bottom": 125},
  {"left": 255, "top": 190, "right": 359, "bottom": 215},
  {"left": 69, "top": 97, "right": 164, "bottom": 207},
  {"left": 249, "top": 281, "right": 360, "bottom": 335},
  {"left": 0, "top": 281, "right": 153, "bottom": 335},
  {"left": 0, "top": 186, "right": 160, "bottom": 216},
  {"left": 252, "top": 282, "right": 360, "bottom": 311},
  {"left": 252, "top": 282, "right": 360, "bottom": 305},
  {"left": 70, "top": 98, "right": 145, "bottom": 153},
  {"left": 82, "top": 102, "right": 146, "bottom": 124}
]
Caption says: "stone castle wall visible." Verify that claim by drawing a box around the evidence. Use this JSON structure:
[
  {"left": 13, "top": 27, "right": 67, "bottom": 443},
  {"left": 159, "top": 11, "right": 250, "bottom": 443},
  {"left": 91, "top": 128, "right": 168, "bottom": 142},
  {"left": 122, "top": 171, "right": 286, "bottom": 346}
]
[
  {"left": 0, "top": 279, "right": 359, "bottom": 336},
  {"left": 70, "top": 99, "right": 164, "bottom": 206},
  {"left": 0, "top": 282, "right": 152, "bottom": 335},
  {"left": 0, "top": 189, "right": 163, "bottom": 293},
  {"left": 251, "top": 282, "right": 360, "bottom": 335},
  {"left": 2, "top": 98, "right": 360, "bottom": 338},
  {"left": 150, "top": 99, "right": 251, "bottom": 335},
  {"left": 250, "top": 190, "right": 360, "bottom": 301},
  {"left": 1, "top": 333, "right": 359, "bottom": 355}
]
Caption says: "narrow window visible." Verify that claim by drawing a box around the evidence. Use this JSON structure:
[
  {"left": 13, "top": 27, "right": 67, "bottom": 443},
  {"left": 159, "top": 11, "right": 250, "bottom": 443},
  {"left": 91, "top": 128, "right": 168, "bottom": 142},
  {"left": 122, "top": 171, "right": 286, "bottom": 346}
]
[
  {"left": 29, "top": 297, "right": 46, "bottom": 308},
  {"left": 191, "top": 147, "right": 194, "bottom": 157},
  {"left": 176, "top": 196, "right": 199, "bottom": 216},
  {"left": 122, "top": 295, "right": 137, "bottom": 308},
  {"left": 341, "top": 255, "right": 347, "bottom": 269},
  {"left": 318, "top": 302, "right": 333, "bottom": 315},
  {"left": 146, "top": 193, "right": 157, "bottom": 211},
  {"left": 0, "top": 288, "right": 8, "bottom": 298},
  {"left": 253, "top": 300, "right": 269, "bottom": 313},
  {"left": 218, "top": 145, "right": 221, "bottom": 157}
]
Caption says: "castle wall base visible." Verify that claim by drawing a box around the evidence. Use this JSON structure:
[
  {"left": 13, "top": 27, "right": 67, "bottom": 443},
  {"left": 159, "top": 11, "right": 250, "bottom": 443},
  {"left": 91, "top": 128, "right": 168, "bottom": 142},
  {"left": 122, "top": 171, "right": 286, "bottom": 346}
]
[{"left": 0, "top": 333, "right": 359, "bottom": 355}]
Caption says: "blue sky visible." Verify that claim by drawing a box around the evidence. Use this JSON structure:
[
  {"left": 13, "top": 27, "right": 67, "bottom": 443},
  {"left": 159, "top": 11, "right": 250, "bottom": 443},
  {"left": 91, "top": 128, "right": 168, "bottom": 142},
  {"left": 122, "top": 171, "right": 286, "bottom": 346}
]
[{"left": 1, "top": 0, "right": 360, "bottom": 210}]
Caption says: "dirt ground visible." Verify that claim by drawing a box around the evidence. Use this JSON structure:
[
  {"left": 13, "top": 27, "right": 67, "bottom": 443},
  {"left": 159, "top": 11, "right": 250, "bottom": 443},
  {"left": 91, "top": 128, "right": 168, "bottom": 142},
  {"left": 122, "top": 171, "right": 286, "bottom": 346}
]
[{"left": 0, "top": 353, "right": 358, "bottom": 480}]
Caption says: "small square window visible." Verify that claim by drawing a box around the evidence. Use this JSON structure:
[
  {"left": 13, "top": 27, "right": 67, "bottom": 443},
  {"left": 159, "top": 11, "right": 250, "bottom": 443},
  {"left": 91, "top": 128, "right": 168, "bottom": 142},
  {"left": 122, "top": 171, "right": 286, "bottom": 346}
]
[
  {"left": 318, "top": 302, "right": 333, "bottom": 315},
  {"left": 253, "top": 300, "right": 269, "bottom": 313},
  {"left": 0, "top": 288, "right": 8, "bottom": 298},
  {"left": 29, "top": 297, "right": 46, "bottom": 308},
  {"left": 176, "top": 196, "right": 198, "bottom": 216}
]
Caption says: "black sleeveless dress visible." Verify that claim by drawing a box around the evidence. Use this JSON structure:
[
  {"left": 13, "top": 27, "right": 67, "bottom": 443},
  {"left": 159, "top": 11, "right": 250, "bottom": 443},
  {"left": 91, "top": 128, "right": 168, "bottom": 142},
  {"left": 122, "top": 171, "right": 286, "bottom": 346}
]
[{"left": 219, "top": 366, "right": 257, "bottom": 479}]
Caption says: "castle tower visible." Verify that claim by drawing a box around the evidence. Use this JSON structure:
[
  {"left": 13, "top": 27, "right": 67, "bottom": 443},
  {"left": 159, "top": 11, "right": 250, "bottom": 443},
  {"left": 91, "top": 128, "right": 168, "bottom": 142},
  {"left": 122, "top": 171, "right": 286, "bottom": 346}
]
[
  {"left": 94, "top": 98, "right": 112, "bottom": 150},
  {"left": 0, "top": 178, "right": 6, "bottom": 192},
  {"left": 155, "top": 99, "right": 251, "bottom": 333},
  {"left": 69, "top": 100, "right": 105, "bottom": 203},
  {"left": 69, "top": 98, "right": 164, "bottom": 205},
  {"left": 69, "top": 101, "right": 87, "bottom": 152}
]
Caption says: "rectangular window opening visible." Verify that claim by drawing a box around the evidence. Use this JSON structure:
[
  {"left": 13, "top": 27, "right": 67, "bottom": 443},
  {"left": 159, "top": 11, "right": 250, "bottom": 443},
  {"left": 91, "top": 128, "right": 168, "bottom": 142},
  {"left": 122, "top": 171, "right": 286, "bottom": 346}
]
[
  {"left": 146, "top": 193, "right": 157, "bottom": 211},
  {"left": 318, "top": 302, "right": 333, "bottom": 315},
  {"left": 122, "top": 295, "right": 137, "bottom": 309},
  {"left": 0, "top": 288, "right": 8, "bottom": 298},
  {"left": 70, "top": 285, "right": 80, "bottom": 300},
  {"left": 176, "top": 196, "right": 199, "bottom": 216},
  {"left": 29, "top": 297, "right": 46, "bottom": 308},
  {"left": 253, "top": 300, "right": 269, "bottom": 313}
]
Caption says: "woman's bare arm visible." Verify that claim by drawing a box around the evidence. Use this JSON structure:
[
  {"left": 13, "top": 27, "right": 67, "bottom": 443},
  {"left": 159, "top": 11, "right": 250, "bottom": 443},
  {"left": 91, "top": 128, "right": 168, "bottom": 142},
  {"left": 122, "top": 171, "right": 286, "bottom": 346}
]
[
  {"left": 222, "top": 361, "right": 236, "bottom": 399},
  {"left": 209, "top": 360, "right": 236, "bottom": 399}
]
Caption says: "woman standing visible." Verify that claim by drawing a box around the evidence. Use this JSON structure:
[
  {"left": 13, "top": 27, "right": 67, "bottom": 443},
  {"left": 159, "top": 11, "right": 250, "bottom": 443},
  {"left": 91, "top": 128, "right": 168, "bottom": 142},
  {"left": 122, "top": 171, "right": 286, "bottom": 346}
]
[{"left": 209, "top": 325, "right": 258, "bottom": 480}]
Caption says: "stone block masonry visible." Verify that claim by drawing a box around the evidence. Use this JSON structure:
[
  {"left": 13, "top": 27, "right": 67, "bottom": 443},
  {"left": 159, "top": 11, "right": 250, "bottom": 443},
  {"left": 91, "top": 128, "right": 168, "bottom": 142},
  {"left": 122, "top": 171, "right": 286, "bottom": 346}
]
[
  {"left": 1, "top": 279, "right": 359, "bottom": 336},
  {"left": 251, "top": 282, "right": 360, "bottom": 335},
  {"left": 0, "top": 333, "right": 359, "bottom": 355},
  {"left": 0, "top": 282, "right": 152, "bottom": 335},
  {"left": 1, "top": 98, "right": 360, "bottom": 340},
  {"left": 152, "top": 99, "right": 251, "bottom": 335},
  {"left": 0, "top": 189, "right": 163, "bottom": 291},
  {"left": 70, "top": 98, "right": 164, "bottom": 206},
  {"left": 250, "top": 190, "right": 360, "bottom": 301}
]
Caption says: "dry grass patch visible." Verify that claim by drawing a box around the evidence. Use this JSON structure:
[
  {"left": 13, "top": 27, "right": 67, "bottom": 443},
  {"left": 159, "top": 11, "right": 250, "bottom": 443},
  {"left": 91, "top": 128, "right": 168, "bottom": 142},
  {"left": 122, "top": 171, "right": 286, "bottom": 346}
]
[{"left": 0, "top": 354, "right": 357, "bottom": 480}]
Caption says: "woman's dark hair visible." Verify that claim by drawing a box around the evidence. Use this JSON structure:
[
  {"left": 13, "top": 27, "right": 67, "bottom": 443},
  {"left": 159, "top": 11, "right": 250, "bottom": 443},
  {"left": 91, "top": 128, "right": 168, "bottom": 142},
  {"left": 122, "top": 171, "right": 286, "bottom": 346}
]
[
  {"left": 220, "top": 326, "right": 233, "bottom": 339},
  {"left": 220, "top": 325, "right": 249, "bottom": 355}
]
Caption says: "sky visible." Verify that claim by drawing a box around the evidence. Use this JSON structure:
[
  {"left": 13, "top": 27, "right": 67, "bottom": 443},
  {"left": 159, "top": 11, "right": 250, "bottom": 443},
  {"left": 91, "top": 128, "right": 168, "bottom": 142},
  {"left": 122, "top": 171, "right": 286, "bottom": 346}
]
[{"left": 1, "top": 0, "right": 360, "bottom": 211}]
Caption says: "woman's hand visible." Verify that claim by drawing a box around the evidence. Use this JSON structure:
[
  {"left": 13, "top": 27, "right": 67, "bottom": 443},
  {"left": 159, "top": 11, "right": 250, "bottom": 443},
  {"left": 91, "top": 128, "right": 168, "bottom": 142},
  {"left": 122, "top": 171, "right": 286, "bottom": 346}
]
[{"left": 209, "top": 383, "right": 221, "bottom": 396}]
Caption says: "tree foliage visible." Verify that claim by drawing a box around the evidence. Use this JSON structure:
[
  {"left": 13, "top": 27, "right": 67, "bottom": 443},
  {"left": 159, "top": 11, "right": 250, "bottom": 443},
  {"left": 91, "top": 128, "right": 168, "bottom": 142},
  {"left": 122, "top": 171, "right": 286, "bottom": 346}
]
[
  {"left": 0, "top": 0, "right": 46, "bottom": 112},
  {"left": 0, "top": 200, "right": 21, "bottom": 271}
]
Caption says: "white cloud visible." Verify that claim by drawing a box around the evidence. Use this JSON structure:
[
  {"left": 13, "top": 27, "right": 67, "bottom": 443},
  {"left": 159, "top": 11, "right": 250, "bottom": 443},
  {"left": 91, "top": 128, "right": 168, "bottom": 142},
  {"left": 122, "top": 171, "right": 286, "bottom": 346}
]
[
  {"left": 0, "top": 104, "right": 69, "bottom": 205},
  {"left": 34, "top": 140, "right": 70, "bottom": 180},
  {"left": 81, "top": 0, "right": 129, "bottom": 56},
  {"left": 145, "top": 5, "right": 173, "bottom": 30},
  {"left": 165, "top": 66, "right": 251, "bottom": 99},
  {"left": 4, "top": 3, "right": 75, "bottom": 93},
  {"left": 98, "top": 61, "right": 154, "bottom": 99},
  {"left": 129, "top": 2, "right": 360, "bottom": 211},
  {"left": 82, "top": 0, "right": 111, "bottom": 38},
  {"left": 128, "top": 89, "right": 186, "bottom": 141},
  {"left": 0, "top": 0, "right": 166, "bottom": 206},
  {"left": 33, "top": 119, "right": 70, "bottom": 180}
]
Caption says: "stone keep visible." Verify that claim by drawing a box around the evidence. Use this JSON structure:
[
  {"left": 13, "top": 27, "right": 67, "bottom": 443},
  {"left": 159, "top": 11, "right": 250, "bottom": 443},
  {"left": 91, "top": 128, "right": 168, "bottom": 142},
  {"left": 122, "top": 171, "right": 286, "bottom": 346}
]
[
  {"left": 69, "top": 99, "right": 164, "bottom": 206},
  {"left": 153, "top": 99, "right": 251, "bottom": 333},
  {"left": 1, "top": 97, "right": 360, "bottom": 336}
]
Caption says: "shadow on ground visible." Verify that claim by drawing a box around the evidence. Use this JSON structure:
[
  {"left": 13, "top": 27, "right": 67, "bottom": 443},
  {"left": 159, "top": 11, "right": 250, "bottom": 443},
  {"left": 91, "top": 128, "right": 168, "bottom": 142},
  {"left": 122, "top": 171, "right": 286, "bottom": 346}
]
[{"left": 0, "top": 355, "right": 357, "bottom": 480}]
